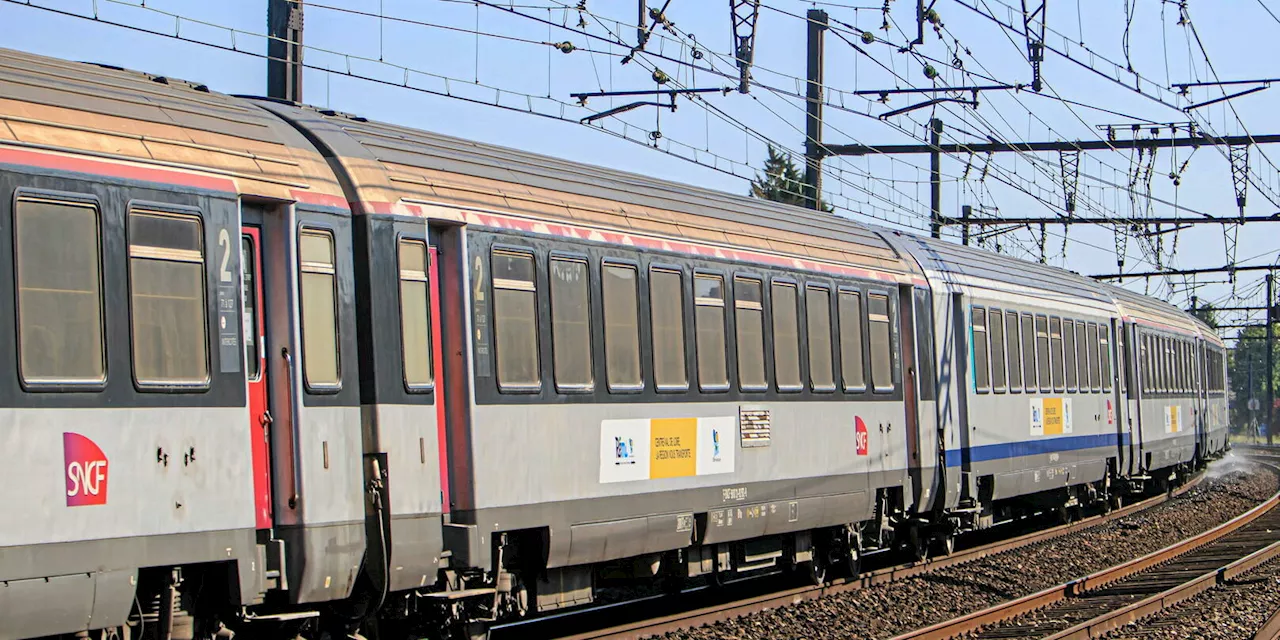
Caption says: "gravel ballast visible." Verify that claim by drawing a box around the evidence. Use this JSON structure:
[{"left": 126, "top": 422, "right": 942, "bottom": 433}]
[{"left": 663, "top": 456, "right": 1278, "bottom": 640}]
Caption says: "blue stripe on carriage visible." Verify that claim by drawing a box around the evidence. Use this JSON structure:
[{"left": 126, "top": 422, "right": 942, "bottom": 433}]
[{"left": 944, "top": 432, "right": 1131, "bottom": 468}]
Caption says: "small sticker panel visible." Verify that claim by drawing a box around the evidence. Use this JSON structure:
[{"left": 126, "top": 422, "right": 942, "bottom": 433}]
[
  {"left": 650, "top": 418, "right": 697, "bottom": 479},
  {"left": 1031, "top": 398, "right": 1072, "bottom": 436},
  {"left": 1165, "top": 405, "right": 1181, "bottom": 433},
  {"left": 1030, "top": 398, "right": 1044, "bottom": 436},
  {"left": 217, "top": 283, "right": 240, "bottom": 373},
  {"left": 696, "top": 416, "right": 736, "bottom": 476},
  {"left": 600, "top": 417, "right": 737, "bottom": 483},
  {"left": 739, "top": 407, "right": 771, "bottom": 447}
]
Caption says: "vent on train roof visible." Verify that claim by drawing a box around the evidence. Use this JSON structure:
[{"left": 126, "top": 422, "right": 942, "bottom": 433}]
[{"left": 318, "top": 108, "right": 368, "bottom": 122}]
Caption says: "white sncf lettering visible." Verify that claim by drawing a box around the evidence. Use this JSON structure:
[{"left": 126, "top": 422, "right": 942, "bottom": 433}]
[{"left": 66, "top": 460, "right": 107, "bottom": 497}]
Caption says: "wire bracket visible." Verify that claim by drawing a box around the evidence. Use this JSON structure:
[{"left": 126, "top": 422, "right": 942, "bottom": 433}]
[{"left": 1021, "top": 0, "right": 1046, "bottom": 92}]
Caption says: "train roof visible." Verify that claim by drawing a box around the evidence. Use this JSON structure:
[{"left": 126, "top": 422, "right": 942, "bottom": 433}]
[
  {"left": 0, "top": 47, "right": 344, "bottom": 204},
  {"left": 250, "top": 100, "right": 917, "bottom": 280}
]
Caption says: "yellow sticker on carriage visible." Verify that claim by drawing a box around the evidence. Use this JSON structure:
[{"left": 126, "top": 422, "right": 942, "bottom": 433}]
[
  {"left": 1031, "top": 398, "right": 1072, "bottom": 436},
  {"left": 650, "top": 418, "right": 697, "bottom": 478},
  {"left": 1165, "top": 406, "right": 1181, "bottom": 433}
]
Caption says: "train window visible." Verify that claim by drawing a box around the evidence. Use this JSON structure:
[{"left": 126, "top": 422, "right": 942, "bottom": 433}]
[
  {"left": 398, "top": 239, "right": 433, "bottom": 390},
  {"left": 492, "top": 249, "right": 540, "bottom": 391},
  {"left": 869, "top": 293, "right": 893, "bottom": 393},
  {"left": 1118, "top": 327, "right": 1128, "bottom": 393},
  {"left": 550, "top": 257, "right": 593, "bottom": 391},
  {"left": 694, "top": 274, "right": 729, "bottom": 391},
  {"left": 990, "top": 309, "right": 1007, "bottom": 392},
  {"left": 1021, "top": 313, "right": 1037, "bottom": 392},
  {"left": 972, "top": 307, "right": 990, "bottom": 393},
  {"left": 1063, "top": 319, "right": 1078, "bottom": 392},
  {"left": 1005, "top": 310, "right": 1023, "bottom": 393},
  {"left": 649, "top": 268, "right": 688, "bottom": 392},
  {"left": 1049, "top": 317, "right": 1065, "bottom": 392},
  {"left": 839, "top": 289, "right": 867, "bottom": 392},
  {"left": 806, "top": 285, "right": 836, "bottom": 392},
  {"left": 1076, "top": 321, "right": 1090, "bottom": 392},
  {"left": 603, "top": 263, "right": 642, "bottom": 391},
  {"left": 1087, "top": 323, "right": 1101, "bottom": 392},
  {"left": 772, "top": 282, "right": 802, "bottom": 392},
  {"left": 241, "top": 237, "right": 261, "bottom": 381},
  {"left": 14, "top": 197, "right": 105, "bottom": 385},
  {"left": 735, "top": 277, "right": 767, "bottom": 392},
  {"left": 1141, "top": 335, "right": 1152, "bottom": 393},
  {"left": 1035, "top": 315, "right": 1051, "bottom": 393},
  {"left": 130, "top": 210, "right": 209, "bottom": 387},
  {"left": 1100, "top": 325, "right": 1112, "bottom": 392}
]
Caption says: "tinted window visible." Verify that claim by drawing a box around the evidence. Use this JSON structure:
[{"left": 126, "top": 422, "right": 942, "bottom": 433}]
[
  {"left": 1049, "top": 317, "right": 1064, "bottom": 391},
  {"left": 1035, "top": 315, "right": 1050, "bottom": 392},
  {"left": 972, "top": 307, "right": 990, "bottom": 392},
  {"left": 241, "top": 237, "right": 260, "bottom": 381},
  {"left": 1021, "top": 314, "right": 1037, "bottom": 391},
  {"left": 130, "top": 211, "right": 209, "bottom": 387},
  {"left": 14, "top": 198, "right": 105, "bottom": 385},
  {"left": 772, "top": 282, "right": 802, "bottom": 391},
  {"left": 869, "top": 293, "right": 893, "bottom": 392},
  {"left": 694, "top": 274, "right": 728, "bottom": 390},
  {"left": 1087, "top": 324, "right": 1101, "bottom": 392},
  {"left": 990, "top": 309, "right": 1006, "bottom": 392},
  {"left": 1063, "top": 319, "right": 1078, "bottom": 391},
  {"left": 839, "top": 290, "right": 867, "bottom": 392},
  {"left": 492, "top": 249, "right": 539, "bottom": 390},
  {"left": 1075, "top": 321, "right": 1089, "bottom": 391},
  {"left": 550, "top": 257, "right": 592, "bottom": 390},
  {"left": 1005, "top": 311, "right": 1022, "bottom": 392},
  {"left": 399, "top": 239, "right": 433, "bottom": 389},
  {"left": 735, "top": 277, "right": 766, "bottom": 391},
  {"left": 650, "top": 268, "right": 687, "bottom": 390},
  {"left": 603, "top": 263, "right": 642, "bottom": 390},
  {"left": 806, "top": 286, "right": 835, "bottom": 392}
]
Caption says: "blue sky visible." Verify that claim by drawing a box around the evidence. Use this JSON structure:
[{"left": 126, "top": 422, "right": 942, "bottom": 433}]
[{"left": 3, "top": 0, "right": 1279, "bottom": 327}]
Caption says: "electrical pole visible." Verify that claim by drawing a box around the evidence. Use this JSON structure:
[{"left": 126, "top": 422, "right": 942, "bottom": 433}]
[
  {"left": 802, "top": 9, "right": 826, "bottom": 210},
  {"left": 1268, "top": 272, "right": 1275, "bottom": 446},
  {"left": 268, "top": 0, "right": 304, "bottom": 102},
  {"left": 961, "top": 204, "right": 972, "bottom": 246},
  {"left": 930, "top": 118, "right": 943, "bottom": 238}
]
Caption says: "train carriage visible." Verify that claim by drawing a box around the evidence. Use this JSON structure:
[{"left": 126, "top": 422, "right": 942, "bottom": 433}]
[
  {"left": 885, "top": 233, "right": 1128, "bottom": 535},
  {"left": 0, "top": 48, "right": 369, "bottom": 638}
]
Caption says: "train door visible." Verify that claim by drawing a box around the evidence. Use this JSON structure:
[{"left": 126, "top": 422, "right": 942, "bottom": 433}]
[
  {"left": 900, "top": 285, "right": 939, "bottom": 512},
  {"left": 242, "top": 223, "right": 273, "bottom": 530},
  {"left": 1126, "top": 323, "right": 1146, "bottom": 475},
  {"left": 1110, "top": 318, "right": 1131, "bottom": 477},
  {"left": 428, "top": 235, "right": 450, "bottom": 512}
]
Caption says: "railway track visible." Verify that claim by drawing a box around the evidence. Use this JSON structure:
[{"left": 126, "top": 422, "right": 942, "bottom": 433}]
[
  {"left": 888, "top": 458, "right": 1280, "bottom": 640},
  {"left": 491, "top": 469, "right": 1207, "bottom": 640}
]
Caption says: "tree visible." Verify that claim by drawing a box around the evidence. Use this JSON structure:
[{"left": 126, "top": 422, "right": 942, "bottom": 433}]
[
  {"left": 749, "top": 144, "right": 833, "bottom": 212},
  {"left": 1192, "top": 303, "right": 1220, "bottom": 329},
  {"left": 1228, "top": 324, "right": 1280, "bottom": 432}
]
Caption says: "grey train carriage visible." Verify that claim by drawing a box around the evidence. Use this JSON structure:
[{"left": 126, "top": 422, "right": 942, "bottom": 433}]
[{"left": 0, "top": 46, "right": 1229, "bottom": 640}]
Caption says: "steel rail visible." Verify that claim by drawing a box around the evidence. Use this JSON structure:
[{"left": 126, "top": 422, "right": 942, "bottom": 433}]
[
  {"left": 1255, "top": 604, "right": 1280, "bottom": 640},
  {"left": 886, "top": 459, "right": 1280, "bottom": 640},
  {"left": 543, "top": 472, "right": 1206, "bottom": 640}
]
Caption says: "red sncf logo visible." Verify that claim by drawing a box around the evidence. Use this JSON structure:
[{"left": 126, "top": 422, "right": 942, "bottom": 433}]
[
  {"left": 64, "top": 432, "right": 108, "bottom": 507},
  {"left": 855, "top": 416, "right": 869, "bottom": 456}
]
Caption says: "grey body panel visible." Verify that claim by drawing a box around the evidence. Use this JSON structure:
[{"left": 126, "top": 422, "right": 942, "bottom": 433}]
[{"left": 452, "top": 401, "right": 906, "bottom": 570}]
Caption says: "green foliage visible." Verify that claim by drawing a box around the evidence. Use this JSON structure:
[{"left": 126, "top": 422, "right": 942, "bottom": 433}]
[
  {"left": 1228, "top": 323, "right": 1280, "bottom": 429},
  {"left": 749, "top": 144, "right": 833, "bottom": 212},
  {"left": 1192, "top": 303, "right": 1220, "bottom": 329}
]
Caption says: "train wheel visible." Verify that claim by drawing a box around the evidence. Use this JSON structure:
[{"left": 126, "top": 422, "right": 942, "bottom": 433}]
[
  {"left": 803, "top": 553, "right": 828, "bottom": 586},
  {"left": 933, "top": 534, "right": 955, "bottom": 557}
]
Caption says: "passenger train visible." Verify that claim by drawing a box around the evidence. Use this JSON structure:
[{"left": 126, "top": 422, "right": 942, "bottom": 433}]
[{"left": 0, "top": 47, "right": 1228, "bottom": 640}]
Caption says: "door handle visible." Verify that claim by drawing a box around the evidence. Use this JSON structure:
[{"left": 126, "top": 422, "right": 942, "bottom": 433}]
[
  {"left": 260, "top": 410, "right": 273, "bottom": 427},
  {"left": 282, "top": 347, "right": 302, "bottom": 510}
]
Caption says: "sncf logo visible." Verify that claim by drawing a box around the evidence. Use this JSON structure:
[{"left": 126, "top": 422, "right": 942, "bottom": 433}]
[
  {"left": 64, "top": 432, "right": 108, "bottom": 507},
  {"left": 855, "top": 417, "right": 869, "bottom": 456}
]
